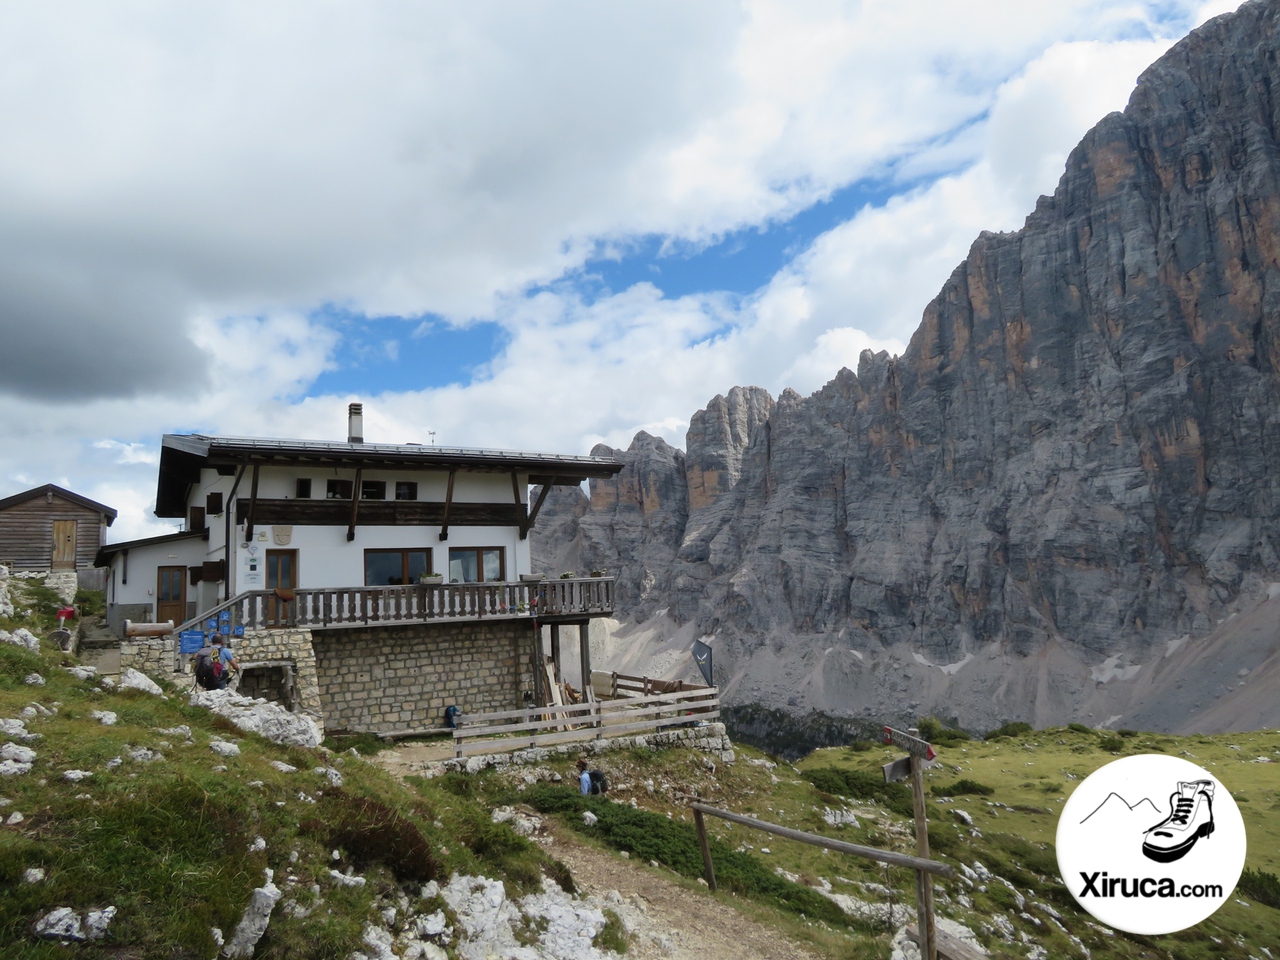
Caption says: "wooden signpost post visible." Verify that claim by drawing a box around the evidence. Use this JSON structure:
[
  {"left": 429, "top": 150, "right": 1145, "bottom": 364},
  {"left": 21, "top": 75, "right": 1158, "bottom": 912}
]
[{"left": 884, "top": 725, "right": 938, "bottom": 960}]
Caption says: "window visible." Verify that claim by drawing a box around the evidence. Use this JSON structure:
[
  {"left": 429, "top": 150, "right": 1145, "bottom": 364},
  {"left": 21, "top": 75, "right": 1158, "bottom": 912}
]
[
  {"left": 395, "top": 481, "right": 418, "bottom": 501},
  {"left": 326, "top": 479, "right": 353, "bottom": 499},
  {"left": 448, "top": 547, "right": 504, "bottom": 583},
  {"left": 364, "top": 549, "right": 432, "bottom": 586},
  {"left": 361, "top": 480, "right": 387, "bottom": 500},
  {"left": 296, "top": 478, "right": 312, "bottom": 499}
]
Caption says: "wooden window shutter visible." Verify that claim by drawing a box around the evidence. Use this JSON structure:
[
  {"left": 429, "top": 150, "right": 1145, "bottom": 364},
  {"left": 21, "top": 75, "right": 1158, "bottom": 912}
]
[
  {"left": 206, "top": 491, "right": 224, "bottom": 516},
  {"left": 189, "top": 505, "right": 206, "bottom": 532},
  {"left": 189, "top": 565, "right": 204, "bottom": 586},
  {"left": 202, "top": 560, "right": 226, "bottom": 582}
]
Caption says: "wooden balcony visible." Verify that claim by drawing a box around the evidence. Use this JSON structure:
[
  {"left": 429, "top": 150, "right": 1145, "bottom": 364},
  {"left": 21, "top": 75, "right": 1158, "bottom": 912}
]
[{"left": 176, "top": 576, "right": 615, "bottom": 637}]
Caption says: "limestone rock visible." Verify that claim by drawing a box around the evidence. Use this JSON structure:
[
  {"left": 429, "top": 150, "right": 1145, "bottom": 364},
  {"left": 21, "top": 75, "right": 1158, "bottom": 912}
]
[
  {"left": 190, "top": 689, "right": 322, "bottom": 747},
  {"left": 210, "top": 740, "right": 241, "bottom": 758},
  {"left": 223, "top": 870, "right": 281, "bottom": 958},
  {"left": 534, "top": 1, "right": 1280, "bottom": 731},
  {"left": 118, "top": 668, "right": 164, "bottom": 696},
  {"left": 5, "top": 628, "right": 40, "bottom": 652},
  {"left": 34, "top": 907, "right": 83, "bottom": 941}
]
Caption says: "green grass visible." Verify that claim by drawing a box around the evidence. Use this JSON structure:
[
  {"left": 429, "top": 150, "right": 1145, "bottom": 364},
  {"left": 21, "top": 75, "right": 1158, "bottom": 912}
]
[
  {"left": 929, "top": 777, "right": 993, "bottom": 797},
  {"left": 0, "top": 635, "right": 576, "bottom": 958}
]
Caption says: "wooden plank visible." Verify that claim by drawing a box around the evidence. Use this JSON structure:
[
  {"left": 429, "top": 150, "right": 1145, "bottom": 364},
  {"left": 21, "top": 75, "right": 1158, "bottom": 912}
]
[
  {"left": 347, "top": 468, "right": 362, "bottom": 542},
  {"left": 693, "top": 808, "right": 717, "bottom": 892},
  {"left": 689, "top": 803, "right": 953, "bottom": 877},
  {"left": 439, "top": 469, "right": 456, "bottom": 541},
  {"left": 233, "top": 497, "right": 527, "bottom": 529},
  {"left": 245, "top": 464, "right": 261, "bottom": 540},
  {"left": 523, "top": 482, "right": 552, "bottom": 538},
  {"left": 456, "top": 702, "right": 720, "bottom": 741},
  {"left": 910, "top": 750, "right": 938, "bottom": 960},
  {"left": 904, "top": 926, "right": 986, "bottom": 960},
  {"left": 452, "top": 712, "right": 720, "bottom": 757}
]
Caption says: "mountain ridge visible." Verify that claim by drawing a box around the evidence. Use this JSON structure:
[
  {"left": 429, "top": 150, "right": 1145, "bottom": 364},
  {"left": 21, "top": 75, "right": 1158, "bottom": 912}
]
[{"left": 533, "top": 0, "right": 1280, "bottom": 732}]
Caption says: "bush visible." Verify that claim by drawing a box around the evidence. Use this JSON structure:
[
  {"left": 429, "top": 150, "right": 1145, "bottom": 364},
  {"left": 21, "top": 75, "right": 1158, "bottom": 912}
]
[
  {"left": 1239, "top": 868, "right": 1280, "bottom": 909},
  {"left": 916, "top": 717, "right": 971, "bottom": 746},
  {"left": 1099, "top": 736, "right": 1124, "bottom": 752},
  {"left": 803, "top": 767, "right": 915, "bottom": 817},
  {"left": 305, "top": 790, "right": 439, "bottom": 883},
  {"left": 1067, "top": 723, "right": 1093, "bottom": 735},
  {"left": 984, "top": 721, "right": 1033, "bottom": 740},
  {"left": 930, "top": 778, "right": 994, "bottom": 797}
]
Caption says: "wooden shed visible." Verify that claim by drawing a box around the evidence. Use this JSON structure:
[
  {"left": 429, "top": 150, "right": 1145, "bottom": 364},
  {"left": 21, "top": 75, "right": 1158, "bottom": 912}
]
[{"left": 0, "top": 484, "right": 117, "bottom": 587}]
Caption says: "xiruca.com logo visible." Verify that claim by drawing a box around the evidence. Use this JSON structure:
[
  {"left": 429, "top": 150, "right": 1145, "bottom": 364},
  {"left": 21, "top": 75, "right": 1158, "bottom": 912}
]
[{"left": 1056, "top": 755, "right": 1247, "bottom": 935}]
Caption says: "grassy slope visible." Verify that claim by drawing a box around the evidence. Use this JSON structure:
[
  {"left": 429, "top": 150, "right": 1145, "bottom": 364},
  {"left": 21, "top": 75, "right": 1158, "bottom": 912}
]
[
  {"left": 0, "top": 582, "right": 577, "bottom": 959},
  {"left": 4, "top": 581, "right": 1277, "bottom": 959}
]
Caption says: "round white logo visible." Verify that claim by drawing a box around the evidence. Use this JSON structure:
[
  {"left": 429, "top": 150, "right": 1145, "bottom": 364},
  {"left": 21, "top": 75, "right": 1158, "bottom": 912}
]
[{"left": 1056, "top": 754, "right": 1246, "bottom": 934}]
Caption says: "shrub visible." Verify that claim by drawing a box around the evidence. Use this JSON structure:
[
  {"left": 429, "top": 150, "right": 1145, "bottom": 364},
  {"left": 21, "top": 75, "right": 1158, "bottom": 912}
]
[
  {"left": 844, "top": 740, "right": 877, "bottom": 753},
  {"left": 1067, "top": 723, "right": 1093, "bottom": 735},
  {"left": 916, "top": 717, "right": 972, "bottom": 745},
  {"left": 1099, "top": 737, "right": 1124, "bottom": 752},
  {"left": 930, "top": 778, "right": 994, "bottom": 797},
  {"left": 1239, "top": 868, "right": 1280, "bottom": 909},
  {"left": 803, "top": 767, "right": 915, "bottom": 817},
  {"left": 984, "top": 721, "right": 1033, "bottom": 740},
  {"left": 596, "top": 908, "right": 630, "bottom": 954},
  {"left": 306, "top": 791, "right": 439, "bottom": 883}
]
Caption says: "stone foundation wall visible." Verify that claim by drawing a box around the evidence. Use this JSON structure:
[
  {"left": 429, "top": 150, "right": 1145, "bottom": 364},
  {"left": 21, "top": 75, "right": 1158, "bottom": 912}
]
[
  {"left": 234, "top": 629, "right": 323, "bottom": 721},
  {"left": 313, "top": 620, "right": 537, "bottom": 733},
  {"left": 119, "top": 635, "right": 175, "bottom": 677}
]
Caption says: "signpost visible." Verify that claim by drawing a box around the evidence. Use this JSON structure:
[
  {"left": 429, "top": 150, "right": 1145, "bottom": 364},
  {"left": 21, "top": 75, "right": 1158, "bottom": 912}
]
[{"left": 884, "top": 726, "right": 938, "bottom": 960}]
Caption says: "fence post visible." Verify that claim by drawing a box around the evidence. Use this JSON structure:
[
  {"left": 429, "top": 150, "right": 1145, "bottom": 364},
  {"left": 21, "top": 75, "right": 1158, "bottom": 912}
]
[
  {"left": 693, "top": 808, "right": 717, "bottom": 891},
  {"left": 908, "top": 729, "right": 938, "bottom": 960}
]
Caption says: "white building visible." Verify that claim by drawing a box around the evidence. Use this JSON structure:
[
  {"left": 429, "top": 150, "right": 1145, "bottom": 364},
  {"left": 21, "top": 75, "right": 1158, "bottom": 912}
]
[{"left": 96, "top": 404, "right": 622, "bottom": 635}]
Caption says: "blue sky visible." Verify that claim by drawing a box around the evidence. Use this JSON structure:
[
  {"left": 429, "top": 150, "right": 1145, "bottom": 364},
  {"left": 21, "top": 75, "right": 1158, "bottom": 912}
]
[{"left": 0, "top": 0, "right": 1235, "bottom": 539}]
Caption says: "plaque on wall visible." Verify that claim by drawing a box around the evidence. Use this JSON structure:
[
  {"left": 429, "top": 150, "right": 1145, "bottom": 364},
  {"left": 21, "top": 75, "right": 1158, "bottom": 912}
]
[{"left": 273, "top": 525, "right": 293, "bottom": 545}]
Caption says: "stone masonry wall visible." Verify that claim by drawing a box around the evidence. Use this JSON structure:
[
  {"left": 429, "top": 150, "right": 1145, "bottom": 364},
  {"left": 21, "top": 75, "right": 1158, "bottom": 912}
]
[
  {"left": 120, "top": 628, "right": 323, "bottom": 722},
  {"left": 313, "top": 620, "right": 537, "bottom": 734},
  {"left": 235, "top": 629, "right": 323, "bottom": 722}
]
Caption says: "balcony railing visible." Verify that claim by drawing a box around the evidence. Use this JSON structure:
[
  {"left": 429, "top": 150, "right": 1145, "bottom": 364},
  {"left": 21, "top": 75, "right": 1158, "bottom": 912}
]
[{"left": 172, "top": 576, "right": 615, "bottom": 639}]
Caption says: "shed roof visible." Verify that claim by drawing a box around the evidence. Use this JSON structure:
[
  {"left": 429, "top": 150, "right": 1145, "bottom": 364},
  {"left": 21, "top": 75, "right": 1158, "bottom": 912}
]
[
  {"left": 0, "top": 484, "right": 117, "bottom": 523},
  {"left": 156, "top": 434, "right": 623, "bottom": 518},
  {"left": 94, "top": 528, "right": 204, "bottom": 567}
]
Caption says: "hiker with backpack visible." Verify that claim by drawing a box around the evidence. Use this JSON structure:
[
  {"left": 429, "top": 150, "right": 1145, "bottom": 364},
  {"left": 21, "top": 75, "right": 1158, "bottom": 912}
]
[
  {"left": 194, "top": 633, "right": 239, "bottom": 691},
  {"left": 576, "top": 757, "right": 608, "bottom": 796}
]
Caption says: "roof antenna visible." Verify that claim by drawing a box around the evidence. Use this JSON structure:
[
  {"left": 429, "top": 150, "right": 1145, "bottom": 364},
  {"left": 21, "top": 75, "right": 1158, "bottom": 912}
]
[{"left": 429, "top": 431, "right": 436, "bottom": 446}]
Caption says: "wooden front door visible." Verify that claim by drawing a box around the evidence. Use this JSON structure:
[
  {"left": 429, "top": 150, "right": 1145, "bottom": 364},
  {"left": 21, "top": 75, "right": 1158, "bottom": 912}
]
[
  {"left": 52, "top": 520, "right": 77, "bottom": 570},
  {"left": 157, "top": 566, "right": 186, "bottom": 625},
  {"left": 266, "top": 550, "right": 297, "bottom": 625}
]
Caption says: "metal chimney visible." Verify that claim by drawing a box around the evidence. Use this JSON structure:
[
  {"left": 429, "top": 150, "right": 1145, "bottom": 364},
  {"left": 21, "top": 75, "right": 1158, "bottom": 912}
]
[{"left": 347, "top": 402, "right": 364, "bottom": 443}]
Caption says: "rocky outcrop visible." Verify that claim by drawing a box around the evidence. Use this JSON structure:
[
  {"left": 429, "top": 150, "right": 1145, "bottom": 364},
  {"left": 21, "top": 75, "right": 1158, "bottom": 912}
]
[{"left": 534, "top": 2, "right": 1280, "bottom": 731}]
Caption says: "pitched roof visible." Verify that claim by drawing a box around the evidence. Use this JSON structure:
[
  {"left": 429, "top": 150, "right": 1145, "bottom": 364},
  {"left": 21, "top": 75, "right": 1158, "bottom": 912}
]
[
  {"left": 94, "top": 528, "right": 204, "bottom": 567},
  {"left": 0, "top": 484, "right": 117, "bottom": 523},
  {"left": 156, "top": 434, "right": 623, "bottom": 517}
]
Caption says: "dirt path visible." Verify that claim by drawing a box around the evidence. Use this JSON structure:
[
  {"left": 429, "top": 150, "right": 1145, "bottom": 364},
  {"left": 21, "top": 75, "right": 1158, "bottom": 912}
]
[
  {"left": 372, "top": 746, "right": 822, "bottom": 959},
  {"left": 543, "top": 824, "right": 822, "bottom": 960}
]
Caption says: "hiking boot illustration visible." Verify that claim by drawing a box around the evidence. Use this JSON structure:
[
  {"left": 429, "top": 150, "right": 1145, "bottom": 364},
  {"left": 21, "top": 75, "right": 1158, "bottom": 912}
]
[{"left": 1142, "top": 780, "right": 1215, "bottom": 863}]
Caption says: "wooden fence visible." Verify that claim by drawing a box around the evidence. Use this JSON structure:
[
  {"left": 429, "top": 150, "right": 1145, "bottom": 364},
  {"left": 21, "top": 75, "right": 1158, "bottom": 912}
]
[
  {"left": 451, "top": 686, "right": 719, "bottom": 757},
  {"left": 690, "top": 803, "right": 979, "bottom": 960},
  {"left": 602, "top": 671, "right": 708, "bottom": 698}
]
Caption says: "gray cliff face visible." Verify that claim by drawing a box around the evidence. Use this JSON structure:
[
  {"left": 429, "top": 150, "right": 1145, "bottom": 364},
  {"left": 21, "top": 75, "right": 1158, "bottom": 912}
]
[{"left": 533, "top": 2, "right": 1280, "bottom": 729}]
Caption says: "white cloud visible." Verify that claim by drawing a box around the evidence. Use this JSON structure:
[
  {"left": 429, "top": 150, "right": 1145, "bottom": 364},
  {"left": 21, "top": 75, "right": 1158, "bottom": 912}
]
[{"left": 0, "top": 1, "right": 1220, "bottom": 540}]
